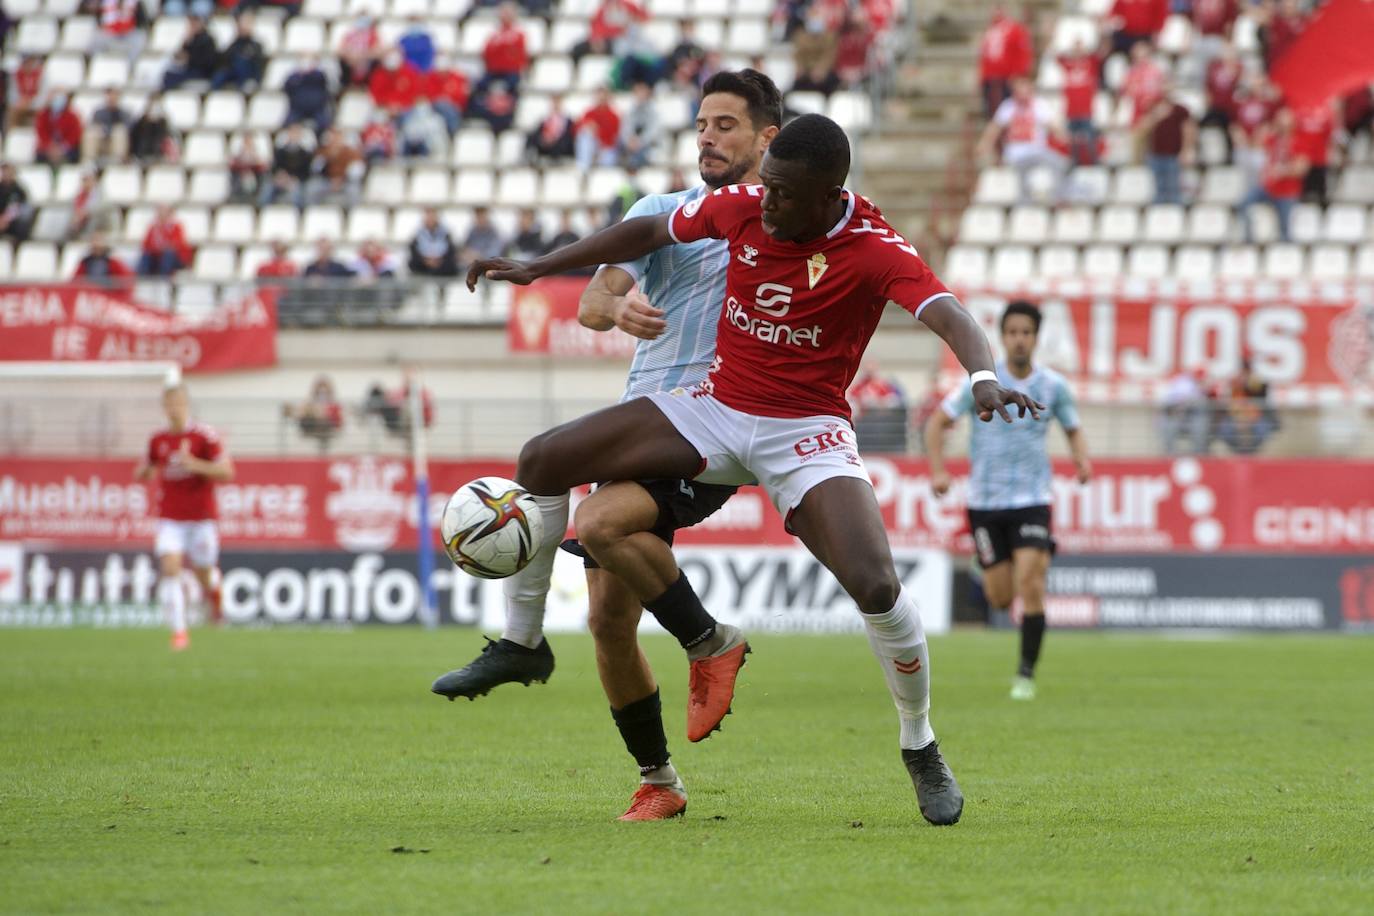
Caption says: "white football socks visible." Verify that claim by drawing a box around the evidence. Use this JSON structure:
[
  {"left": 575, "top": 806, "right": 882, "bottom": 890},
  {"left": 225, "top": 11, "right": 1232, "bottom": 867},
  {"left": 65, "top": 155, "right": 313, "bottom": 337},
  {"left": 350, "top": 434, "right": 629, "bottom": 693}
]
[
  {"left": 641, "top": 762, "right": 680, "bottom": 787},
  {"left": 862, "top": 587, "right": 935, "bottom": 751},
  {"left": 500, "top": 492, "right": 570, "bottom": 649},
  {"left": 160, "top": 577, "right": 187, "bottom": 635}
]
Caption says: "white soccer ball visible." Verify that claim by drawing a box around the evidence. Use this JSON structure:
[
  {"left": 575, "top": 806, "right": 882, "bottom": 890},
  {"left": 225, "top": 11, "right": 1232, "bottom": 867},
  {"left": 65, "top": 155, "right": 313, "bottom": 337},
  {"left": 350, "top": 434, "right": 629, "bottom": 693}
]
[{"left": 441, "top": 477, "right": 544, "bottom": 579}]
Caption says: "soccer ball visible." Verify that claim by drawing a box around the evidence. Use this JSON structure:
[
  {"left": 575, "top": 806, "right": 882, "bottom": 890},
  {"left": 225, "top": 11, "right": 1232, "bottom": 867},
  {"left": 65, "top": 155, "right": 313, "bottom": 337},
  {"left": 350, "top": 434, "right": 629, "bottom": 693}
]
[{"left": 441, "top": 477, "right": 544, "bottom": 579}]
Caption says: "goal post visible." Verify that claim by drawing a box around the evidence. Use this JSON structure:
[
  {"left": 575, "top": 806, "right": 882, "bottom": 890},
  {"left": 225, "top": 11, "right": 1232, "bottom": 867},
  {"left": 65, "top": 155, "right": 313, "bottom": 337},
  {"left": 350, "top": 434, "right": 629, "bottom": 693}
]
[{"left": 0, "top": 361, "right": 181, "bottom": 458}]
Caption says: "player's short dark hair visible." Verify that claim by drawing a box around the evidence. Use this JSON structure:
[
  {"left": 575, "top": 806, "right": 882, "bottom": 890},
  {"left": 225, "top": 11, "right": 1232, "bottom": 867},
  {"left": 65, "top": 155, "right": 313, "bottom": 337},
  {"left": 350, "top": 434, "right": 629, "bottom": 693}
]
[
  {"left": 701, "top": 68, "right": 784, "bottom": 131},
  {"left": 1001, "top": 300, "right": 1042, "bottom": 333},
  {"left": 766, "top": 113, "right": 851, "bottom": 185}
]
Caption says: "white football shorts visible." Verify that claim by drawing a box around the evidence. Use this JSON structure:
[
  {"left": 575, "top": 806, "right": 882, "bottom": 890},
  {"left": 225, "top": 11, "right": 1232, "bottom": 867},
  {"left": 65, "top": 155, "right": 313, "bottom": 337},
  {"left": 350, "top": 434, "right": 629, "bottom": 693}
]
[
  {"left": 647, "top": 390, "right": 872, "bottom": 529},
  {"left": 154, "top": 519, "right": 220, "bottom": 568}
]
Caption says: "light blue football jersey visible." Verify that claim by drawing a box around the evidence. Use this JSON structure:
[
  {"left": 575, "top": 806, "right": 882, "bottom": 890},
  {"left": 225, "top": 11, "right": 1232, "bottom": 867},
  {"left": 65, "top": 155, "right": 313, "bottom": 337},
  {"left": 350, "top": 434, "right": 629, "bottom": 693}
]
[
  {"left": 940, "top": 361, "right": 1081, "bottom": 510},
  {"left": 608, "top": 186, "right": 730, "bottom": 402}
]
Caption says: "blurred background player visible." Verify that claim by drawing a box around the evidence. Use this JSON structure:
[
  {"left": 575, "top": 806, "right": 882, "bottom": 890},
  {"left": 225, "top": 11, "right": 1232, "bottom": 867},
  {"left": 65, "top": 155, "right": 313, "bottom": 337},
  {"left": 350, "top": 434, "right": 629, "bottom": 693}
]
[
  {"left": 925, "top": 301, "right": 1090, "bottom": 701},
  {"left": 134, "top": 383, "right": 235, "bottom": 650},
  {"left": 434, "top": 70, "right": 781, "bottom": 821}
]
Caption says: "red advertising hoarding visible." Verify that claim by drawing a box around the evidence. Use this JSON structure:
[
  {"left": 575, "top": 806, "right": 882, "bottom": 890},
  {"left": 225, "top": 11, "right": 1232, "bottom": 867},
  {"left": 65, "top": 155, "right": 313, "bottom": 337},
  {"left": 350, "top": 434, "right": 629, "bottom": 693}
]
[
  {"left": 948, "top": 291, "right": 1374, "bottom": 398},
  {"left": 3, "top": 455, "right": 1371, "bottom": 555},
  {"left": 0, "top": 285, "right": 278, "bottom": 372},
  {"left": 507, "top": 278, "right": 637, "bottom": 358}
]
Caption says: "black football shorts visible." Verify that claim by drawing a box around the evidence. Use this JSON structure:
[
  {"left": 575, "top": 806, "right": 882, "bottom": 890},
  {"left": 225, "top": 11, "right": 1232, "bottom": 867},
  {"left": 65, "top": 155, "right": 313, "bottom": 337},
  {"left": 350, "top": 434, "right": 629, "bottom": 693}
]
[
  {"left": 967, "top": 504, "right": 1055, "bottom": 569},
  {"left": 561, "top": 478, "right": 739, "bottom": 569}
]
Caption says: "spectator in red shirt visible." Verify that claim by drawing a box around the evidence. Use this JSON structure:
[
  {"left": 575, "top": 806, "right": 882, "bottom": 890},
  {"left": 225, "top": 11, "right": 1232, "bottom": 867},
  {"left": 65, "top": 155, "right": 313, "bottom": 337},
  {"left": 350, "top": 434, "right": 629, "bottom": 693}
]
[
  {"left": 976, "top": 77, "right": 1070, "bottom": 203},
  {"left": 469, "top": 80, "right": 517, "bottom": 133},
  {"left": 1058, "top": 39, "right": 1102, "bottom": 165},
  {"left": 74, "top": 232, "right": 134, "bottom": 287},
  {"left": 1189, "top": 0, "right": 1238, "bottom": 78},
  {"left": 525, "top": 92, "right": 576, "bottom": 162},
  {"left": 575, "top": 86, "right": 621, "bottom": 169},
  {"left": 6, "top": 54, "right": 46, "bottom": 131},
  {"left": 139, "top": 204, "right": 195, "bottom": 276},
  {"left": 228, "top": 131, "right": 268, "bottom": 201},
  {"left": 834, "top": 8, "right": 876, "bottom": 87},
  {"left": 337, "top": 13, "right": 381, "bottom": 88},
  {"left": 256, "top": 240, "right": 299, "bottom": 278},
  {"left": 370, "top": 51, "right": 423, "bottom": 117},
  {"left": 1142, "top": 87, "right": 1197, "bottom": 204},
  {"left": 847, "top": 363, "right": 908, "bottom": 453},
  {"left": 1200, "top": 41, "right": 1244, "bottom": 161},
  {"left": 1341, "top": 85, "right": 1374, "bottom": 151},
  {"left": 425, "top": 56, "right": 471, "bottom": 134},
  {"left": 978, "top": 3, "right": 1033, "bottom": 118},
  {"left": 1121, "top": 41, "right": 1165, "bottom": 158},
  {"left": 481, "top": 3, "right": 530, "bottom": 93},
  {"left": 1260, "top": 0, "right": 1307, "bottom": 74},
  {"left": 91, "top": 0, "right": 146, "bottom": 63},
  {"left": 36, "top": 92, "right": 84, "bottom": 165},
  {"left": 68, "top": 171, "right": 108, "bottom": 240},
  {"left": 1293, "top": 101, "right": 1335, "bottom": 205},
  {"left": 573, "top": 0, "right": 648, "bottom": 63},
  {"left": 1104, "top": 0, "right": 1169, "bottom": 63},
  {"left": 283, "top": 375, "right": 344, "bottom": 450},
  {"left": 1238, "top": 108, "right": 1307, "bottom": 243},
  {"left": 361, "top": 114, "right": 397, "bottom": 163}
]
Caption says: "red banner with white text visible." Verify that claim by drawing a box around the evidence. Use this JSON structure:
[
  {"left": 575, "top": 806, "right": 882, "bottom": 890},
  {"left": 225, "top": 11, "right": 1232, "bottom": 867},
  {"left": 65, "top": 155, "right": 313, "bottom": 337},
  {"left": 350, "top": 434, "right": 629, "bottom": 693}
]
[
  {"left": 948, "top": 292, "right": 1374, "bottom": 397},
  {"left": 3, "top": 455, "right": 1372, "bottom": 555},
  {"left": 507, "top": 277, "right": 637, "bottom": 358},
  {"left": 0, "top": 285, "right": 278, "bottom": 372}
]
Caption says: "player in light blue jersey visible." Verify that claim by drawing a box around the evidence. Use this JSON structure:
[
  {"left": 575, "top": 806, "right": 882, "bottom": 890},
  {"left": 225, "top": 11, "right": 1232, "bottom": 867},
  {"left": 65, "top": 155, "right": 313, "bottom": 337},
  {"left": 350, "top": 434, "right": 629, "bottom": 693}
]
[
  {"left": 925, "top": 300, "right": 1091, "bottom": 701},
  {"left": 434, "top": 70, "right": 782, "bottom": 821}
]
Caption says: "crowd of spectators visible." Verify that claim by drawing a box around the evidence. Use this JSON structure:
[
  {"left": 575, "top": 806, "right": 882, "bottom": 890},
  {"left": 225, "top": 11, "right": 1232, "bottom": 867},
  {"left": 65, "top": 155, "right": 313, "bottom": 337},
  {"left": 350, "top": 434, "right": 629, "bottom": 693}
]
[
  {"left": 1159, "top": 359, "right": 1279, "bottom": 455},
  {"left": 974, "top": 0, "right": 1373, "bottom": 223},
  {"left": 281, "top": 372, "right": 436, "bottom": 449}
]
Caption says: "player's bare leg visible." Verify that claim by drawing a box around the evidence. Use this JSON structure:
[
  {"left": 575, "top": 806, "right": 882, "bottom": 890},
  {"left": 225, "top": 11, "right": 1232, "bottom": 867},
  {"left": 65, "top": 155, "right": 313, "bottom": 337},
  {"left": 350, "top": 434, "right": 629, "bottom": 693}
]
[
  {"left": 980, "top": 560, "right": 1014, "bottom": 629},
  {"left": 434, "top": 399, "right": 733, "bottom": 703},
  {"left": 587, "top": 566, "right": 687, "bottom": 820},
  {"left": 159, "top": 552, "right": 189, "bottom": 651},
  {"left": 1011, "top": 547, "right": 1051, "bottom": 700},
  {"left": 577, "top": 482, "right": 749, "bottom": 743},
  {"left": 789, "top": 477, "right": 963, "bottom": 826},
  {"left": 192, "top": 565, "right": 222, "bottom": 626}
]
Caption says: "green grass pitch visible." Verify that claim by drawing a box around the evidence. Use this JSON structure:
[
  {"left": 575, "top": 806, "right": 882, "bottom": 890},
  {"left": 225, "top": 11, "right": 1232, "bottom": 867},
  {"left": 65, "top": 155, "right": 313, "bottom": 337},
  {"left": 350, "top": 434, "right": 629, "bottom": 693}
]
[{"left": 1, "top": 628, "right": 1370, "bottom": 914}]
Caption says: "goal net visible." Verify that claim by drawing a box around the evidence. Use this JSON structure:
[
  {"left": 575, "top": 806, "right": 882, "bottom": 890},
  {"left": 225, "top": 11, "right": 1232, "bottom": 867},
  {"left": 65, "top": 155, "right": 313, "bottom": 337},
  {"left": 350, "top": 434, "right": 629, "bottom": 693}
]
[{"left": 0, "top": 362, "right": 181, "bottom": 458}]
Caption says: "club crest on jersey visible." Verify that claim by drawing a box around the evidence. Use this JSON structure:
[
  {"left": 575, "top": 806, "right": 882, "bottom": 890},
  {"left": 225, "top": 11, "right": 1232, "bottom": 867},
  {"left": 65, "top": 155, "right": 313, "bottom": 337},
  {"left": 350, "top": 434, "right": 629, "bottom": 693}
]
[
  {"left": 806, "top": 253, "right": 829, "bottom": 289},
  {"left": 738, "top": 244, "right": 758, "bottom": 267}
]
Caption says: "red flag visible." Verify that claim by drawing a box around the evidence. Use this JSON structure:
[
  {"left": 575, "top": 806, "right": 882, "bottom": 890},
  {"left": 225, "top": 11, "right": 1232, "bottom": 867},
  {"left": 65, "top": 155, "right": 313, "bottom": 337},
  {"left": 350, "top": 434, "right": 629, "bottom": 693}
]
[{"left": 1271, "top": 0, "right": 1374, "bottom": 110}]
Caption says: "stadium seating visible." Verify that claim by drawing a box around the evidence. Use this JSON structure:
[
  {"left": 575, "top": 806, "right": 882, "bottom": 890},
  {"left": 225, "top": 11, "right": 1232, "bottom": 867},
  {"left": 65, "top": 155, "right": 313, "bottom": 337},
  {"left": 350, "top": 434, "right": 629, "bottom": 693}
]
[{"left": 1, "top": 0, "right": 882, "bottom": 305}]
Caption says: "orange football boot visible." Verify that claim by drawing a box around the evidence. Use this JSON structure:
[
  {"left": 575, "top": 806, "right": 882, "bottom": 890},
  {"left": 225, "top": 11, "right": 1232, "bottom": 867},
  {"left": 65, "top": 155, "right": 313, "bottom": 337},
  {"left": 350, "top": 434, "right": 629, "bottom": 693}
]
[
  {"left": 618, "top": 781, "right": 687, "bottom": 821},
  {"left": 686, "top": 625, "right": 750, "bottom": 742}
]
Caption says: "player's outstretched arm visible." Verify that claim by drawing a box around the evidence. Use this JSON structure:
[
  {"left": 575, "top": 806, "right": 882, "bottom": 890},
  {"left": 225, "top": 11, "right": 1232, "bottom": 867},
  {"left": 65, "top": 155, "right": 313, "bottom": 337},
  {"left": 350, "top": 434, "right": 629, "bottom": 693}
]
[
  {"left": 578, "top": 266, "right": 666, "bottom": 340},
  {"left": 919, "top": 295, "right": 1045, "bottom": 423},
  {"left": 466, "top": 214, "right": 674, "bottom": 291}
]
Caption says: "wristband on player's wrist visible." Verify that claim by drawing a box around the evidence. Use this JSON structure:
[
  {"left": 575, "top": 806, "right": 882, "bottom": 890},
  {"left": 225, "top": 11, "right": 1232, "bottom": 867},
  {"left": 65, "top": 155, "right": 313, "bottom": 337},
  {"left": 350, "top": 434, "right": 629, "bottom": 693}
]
[{"left": 969, "top": 370, "right": 998, "bottom": 387}]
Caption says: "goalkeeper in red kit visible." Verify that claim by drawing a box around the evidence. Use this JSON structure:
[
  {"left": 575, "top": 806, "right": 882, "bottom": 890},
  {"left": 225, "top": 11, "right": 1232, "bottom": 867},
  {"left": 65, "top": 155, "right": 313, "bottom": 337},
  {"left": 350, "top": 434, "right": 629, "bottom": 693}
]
[{"left": 134, "top": 383, "right": 234, "bottom": 650}]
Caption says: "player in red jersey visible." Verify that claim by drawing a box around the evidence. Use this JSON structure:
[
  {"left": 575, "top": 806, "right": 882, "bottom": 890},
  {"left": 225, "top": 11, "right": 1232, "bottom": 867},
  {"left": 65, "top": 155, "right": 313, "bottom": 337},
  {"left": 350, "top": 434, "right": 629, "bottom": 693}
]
[
  {"left": 134, "top": 384, "right": 234, "bottom": 650},
  {"left": 462, "top": 114, "right": 1041, "bottom": 826}
]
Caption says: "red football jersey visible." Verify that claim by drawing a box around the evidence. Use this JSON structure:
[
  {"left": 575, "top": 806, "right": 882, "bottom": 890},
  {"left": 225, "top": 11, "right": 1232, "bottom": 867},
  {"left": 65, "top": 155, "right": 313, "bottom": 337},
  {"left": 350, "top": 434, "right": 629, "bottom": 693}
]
[
  {"left": 146, "top": 423, "right": 223, "bottom": 521},
  {"left": 667, "top": 185, "right": 952, "bottom": 420}
]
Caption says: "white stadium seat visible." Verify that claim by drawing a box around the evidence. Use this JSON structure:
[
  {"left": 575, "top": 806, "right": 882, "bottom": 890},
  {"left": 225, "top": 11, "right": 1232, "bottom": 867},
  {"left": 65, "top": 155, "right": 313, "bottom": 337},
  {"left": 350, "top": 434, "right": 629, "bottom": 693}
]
[
  {"left": 1037, "top": 245, "right": 1079, "bottom": 279},
  {"left": 959, "top": 207, "right": 1005, "bottom": 245},
  {"left": 725, "top": 18, "right": 769, "bottom": 56},
  {"left": 1355, "top": 245, "right": 1374, "bottom": 279},
  {"left": 1324, "top": 205, "right": 1367, "bottom": 244},
  {"left": 365, "top": 169, "right": 407, "bottom": 204},
  {"left": 189, "top": 168, "right": 231, "bottom": 204},
  {"left": 576, "top": 56, "right": 616, "bottom": 92},
  {"left": 1068, "top": 165, "right": 1109, "bottom": 204},
  {"left": 1051, "top": 207, "right": 1095, "bottom": 244},
  {"left": 193, "top": 246, "right": 238, "bottom": 280},
  {"left": 1142, "top": 205, "right": 1185, "bottom": 244},
  {"left": 410, "top": 167, "right": 454, "bottom": 205},
  {"left": 1187, "top": 205, "right": 1231, "bottom": 244},
  {"left": 151, "top": 19, "right": 185, "bottom": 55},
  {"left": 828, "top": 92, "right": 873, "bottom": 132},
  {"left": 347, "top": 207, "right": 390, "bottom": 243},
  {"left": 1218, "top": 246, "right": 1260, "bottom": 279},
  {"left": 529, "top": 57, "right": 574, "bottom": 94},
  {"left": 248, "top": 93, "right": 289, "bottom": 131},
  {"left": 16, "top": 17, "right": 59, "bottom": 54},
  {"left": 542, "top": 166, "right": 586, "bottom": 208},
  {"left": 453, "top": 130, "right": 496, "bottom": 168},
  {"left": 991, "top": 246, "right": 1034, "bottom": 283},
  {"left": 52, "top": 166, "right": 83, "bottom": 202},
  {"left": 1200, "top": 167, "right": 1245, "bottom": 204},
  {"left": 585, "top": 168, "right": 627, "bottom": 207},
  {"left": 31, "top": 207, "right": 70, "bottom": 242},
  {"left": 177, "top": 207, "right": 210, "bottom": 244},
  {"left": 1263, "top": 244, "right": 1305, "bottom": 279},
  {"left": 184, "top": 132, "right": 227, "bottom": 167},
  {"left": 201, "top": 92, "right": 247, "bottom": 132},
  {"left": 1083, "top": 245, "right": 1123, "bottom": 278},
  {"left": 452, "top": 169, "right": 494, "bottom": 206},
  {"left": 284, "top": 19, "right": 326, "bottom": 55},
  {"left": 1335, "top": 165, "right": 1374, "bottom": 204},
  {"left": 238, "top": 244, "right": 271, "bottom": 280},
  {"left": 1099, "top": 205, "right": 1140, "bottom": 243},
  {"left": 14, "top": 243, "right": 58, "bottom": 280},
  {"left": 943, "top": 246, "right": 988, "bottom": 285},
  {"left": 144, "top": 166, "right": 187, "bottom": 204},
  {"left": 495, "top": 168, "right": 540, "bottom": 208},
  {"left": 18, "top": 166, "right": 53, "bottom": 204},
  {"left": 302, "top": 206, "right": 345, "bottom": 242},
  {"left": 1007, "top": 206, "right": 1050, "bottom": 245},
  {"left": 122, "top": 206, "right": 155, "bottom": 243},
  {"left": 1111, "top": 167, "right": 1154, "bottom": 206},
  {"left": 100, "top": 164, "right": 143, "bottom": 205},
  {"left": 162, "top": 91, "right": 202, "bottom": 132},
  {"left": 86, "top": 54, "right": 130, "bottom": 89},
  {"left": 1290, "top": 204, "right": 1322, "bottom": 244},
  {"left": 1127, "top": 245, "right": 1170, "bottom": 279},
  {"left": 1174, "top": 246, "right": 1216, "bottom": 281},
  {"left": 213, "top": 206, "right": 258, "bottom": 244},
  {"left": 1310, "top": 245, "right": 1351, "bottom": 279},
  {"left": 259, "top": 205, "right": 300, "bottom": 243}
]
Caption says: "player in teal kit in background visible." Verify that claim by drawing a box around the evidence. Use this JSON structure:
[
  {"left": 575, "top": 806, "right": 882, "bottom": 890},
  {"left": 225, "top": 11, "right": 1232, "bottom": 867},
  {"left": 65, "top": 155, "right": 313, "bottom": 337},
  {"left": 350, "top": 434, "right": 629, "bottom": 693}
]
[{"left": 925, "top": 300, "right": 1091, "bottom": 700}]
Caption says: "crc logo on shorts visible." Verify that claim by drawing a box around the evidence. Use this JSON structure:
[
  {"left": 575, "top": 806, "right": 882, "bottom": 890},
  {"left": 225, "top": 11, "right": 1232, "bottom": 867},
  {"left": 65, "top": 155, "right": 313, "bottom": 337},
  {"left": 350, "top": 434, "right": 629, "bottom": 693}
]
[
  {"left": 793, "top": 423, "right": 856, "bottom": 463},
  {"left": 753, "top": 283, "right": 793, "bottom": 317}
]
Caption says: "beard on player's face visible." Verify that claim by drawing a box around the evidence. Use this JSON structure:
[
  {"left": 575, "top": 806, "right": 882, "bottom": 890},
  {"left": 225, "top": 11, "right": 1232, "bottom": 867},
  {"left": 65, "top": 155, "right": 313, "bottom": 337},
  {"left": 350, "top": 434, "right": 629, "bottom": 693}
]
[{"left": 698, "top": 146, "right": 758, "bottom": 190}]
